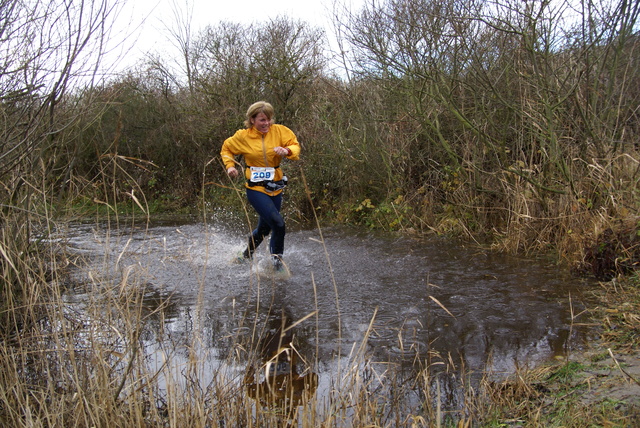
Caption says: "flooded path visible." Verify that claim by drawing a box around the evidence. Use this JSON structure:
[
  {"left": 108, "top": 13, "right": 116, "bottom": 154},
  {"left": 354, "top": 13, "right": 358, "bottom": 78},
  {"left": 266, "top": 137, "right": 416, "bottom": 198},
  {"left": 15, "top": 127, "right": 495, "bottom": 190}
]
[{"left": 60, "top": 218, "right": 596, "bottom": 405}]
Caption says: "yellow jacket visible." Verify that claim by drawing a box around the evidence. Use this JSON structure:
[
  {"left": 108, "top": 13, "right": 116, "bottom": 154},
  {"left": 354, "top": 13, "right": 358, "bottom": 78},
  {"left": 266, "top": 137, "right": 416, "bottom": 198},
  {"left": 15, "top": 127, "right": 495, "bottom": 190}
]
[{"left": 221, "top": 124, "right": 301, "bottom": 195}]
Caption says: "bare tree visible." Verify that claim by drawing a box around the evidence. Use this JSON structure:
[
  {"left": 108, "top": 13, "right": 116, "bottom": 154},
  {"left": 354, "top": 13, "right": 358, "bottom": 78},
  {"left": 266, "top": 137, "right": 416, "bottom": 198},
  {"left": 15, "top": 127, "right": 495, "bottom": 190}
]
[
  {"left": 0, "top": 0, "right": 123, "bottom": 204},
  {"left": 163, "top": 0, "right": 196, "bottom": 94},
  {"left": 249, "top": 17, "right": 327, "bottom": 123},
  {"left": 191, "top": 17, "right": 326, "bottom": 127}
]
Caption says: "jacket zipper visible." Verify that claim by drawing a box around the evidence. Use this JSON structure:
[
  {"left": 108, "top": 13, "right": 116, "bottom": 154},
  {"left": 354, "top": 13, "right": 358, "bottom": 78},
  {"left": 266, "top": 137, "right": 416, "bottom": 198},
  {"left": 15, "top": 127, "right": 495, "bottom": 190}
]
[{"left": 261, "top": 134, "right": 270, "bottom": 167}]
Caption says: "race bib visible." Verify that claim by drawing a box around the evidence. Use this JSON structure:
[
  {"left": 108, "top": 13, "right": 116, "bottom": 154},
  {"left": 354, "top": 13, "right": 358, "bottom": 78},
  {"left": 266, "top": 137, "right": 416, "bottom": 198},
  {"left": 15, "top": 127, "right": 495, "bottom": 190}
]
[{"left": 249, "top": 167, "right": 276, "bottom": 182}]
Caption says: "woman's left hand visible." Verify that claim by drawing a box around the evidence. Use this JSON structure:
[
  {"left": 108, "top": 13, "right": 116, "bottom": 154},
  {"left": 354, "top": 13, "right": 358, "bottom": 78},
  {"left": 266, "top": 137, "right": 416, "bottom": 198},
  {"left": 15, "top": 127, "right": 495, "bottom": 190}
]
[{"left": 273, "top": 146, "right": 290, "bottom": 156}]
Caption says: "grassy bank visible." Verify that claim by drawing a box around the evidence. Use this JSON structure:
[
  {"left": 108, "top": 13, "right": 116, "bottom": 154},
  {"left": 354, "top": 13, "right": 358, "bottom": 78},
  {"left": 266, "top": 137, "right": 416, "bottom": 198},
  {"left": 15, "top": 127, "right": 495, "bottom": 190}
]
[{"left": 476, "top": 273, "right": 640, "bottom": 427}]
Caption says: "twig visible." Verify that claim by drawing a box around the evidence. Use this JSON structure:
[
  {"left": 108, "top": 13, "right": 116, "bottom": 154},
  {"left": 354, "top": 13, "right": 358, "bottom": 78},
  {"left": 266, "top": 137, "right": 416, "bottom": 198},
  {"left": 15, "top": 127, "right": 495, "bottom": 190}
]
[{"left": 608, "top": 348, "right": 640, "bottom": 387}]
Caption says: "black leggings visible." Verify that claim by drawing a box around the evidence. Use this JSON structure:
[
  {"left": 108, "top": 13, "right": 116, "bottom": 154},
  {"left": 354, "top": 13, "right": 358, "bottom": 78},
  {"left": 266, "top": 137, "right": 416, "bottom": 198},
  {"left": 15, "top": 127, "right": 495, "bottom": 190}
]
[{"left": 246, "top": 188, "right": 284, "bottom": 255}]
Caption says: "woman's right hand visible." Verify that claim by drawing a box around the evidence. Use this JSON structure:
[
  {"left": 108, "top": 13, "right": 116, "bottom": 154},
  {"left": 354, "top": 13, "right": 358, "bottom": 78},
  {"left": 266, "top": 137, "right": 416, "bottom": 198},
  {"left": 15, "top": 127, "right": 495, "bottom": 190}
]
[{"left": 227, "top": 167, "right": 239, "bottom": 178}]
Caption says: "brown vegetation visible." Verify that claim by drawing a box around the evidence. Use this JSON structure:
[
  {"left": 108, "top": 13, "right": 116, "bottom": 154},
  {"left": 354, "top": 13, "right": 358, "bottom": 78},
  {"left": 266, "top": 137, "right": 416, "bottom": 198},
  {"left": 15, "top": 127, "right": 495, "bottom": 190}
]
[
  {"left": 1, "top": 0, "right": 639, "bottom": 426},
  {"left": 28, "top": 0, "right": 635, "bottom": 270}
]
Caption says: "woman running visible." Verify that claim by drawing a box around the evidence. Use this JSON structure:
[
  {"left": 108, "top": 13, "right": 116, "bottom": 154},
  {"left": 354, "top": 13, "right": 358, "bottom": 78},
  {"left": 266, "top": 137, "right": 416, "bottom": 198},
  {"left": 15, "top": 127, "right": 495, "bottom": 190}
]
[{"left": 221, "top": 101, "right": 301, "bottom": 271}]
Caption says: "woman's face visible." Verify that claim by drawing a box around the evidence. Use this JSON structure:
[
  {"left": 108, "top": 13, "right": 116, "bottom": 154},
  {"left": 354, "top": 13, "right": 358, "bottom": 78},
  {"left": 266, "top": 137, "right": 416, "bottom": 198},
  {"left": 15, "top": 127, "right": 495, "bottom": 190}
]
[{"left": 251, "top": 112, "right": 271, "bottom": 133}]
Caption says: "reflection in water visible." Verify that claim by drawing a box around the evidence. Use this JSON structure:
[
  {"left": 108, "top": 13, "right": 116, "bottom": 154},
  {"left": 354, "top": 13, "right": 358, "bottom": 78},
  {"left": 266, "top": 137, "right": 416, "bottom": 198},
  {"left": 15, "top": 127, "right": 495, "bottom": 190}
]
[
  {"left": 60, "top": 220, "right": 597, "bottom": 417},
  {"left": 244, "top": 307, "right": 317, "bottom": 426}
]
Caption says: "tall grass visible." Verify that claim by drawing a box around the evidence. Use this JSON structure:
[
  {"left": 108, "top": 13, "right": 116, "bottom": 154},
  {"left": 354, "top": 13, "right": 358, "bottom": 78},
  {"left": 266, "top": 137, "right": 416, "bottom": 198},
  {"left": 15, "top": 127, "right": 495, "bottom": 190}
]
[
  {"left": 0, "top": 189, "right": 491, "bottom": 427},
  {"left": 2, "top": 199, "right": 639, "bottom": 426}
]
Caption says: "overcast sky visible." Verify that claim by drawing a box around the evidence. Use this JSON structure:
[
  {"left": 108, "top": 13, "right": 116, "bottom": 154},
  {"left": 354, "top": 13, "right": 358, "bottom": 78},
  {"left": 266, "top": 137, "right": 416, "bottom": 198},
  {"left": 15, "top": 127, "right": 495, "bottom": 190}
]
[{"left": 108, "top": 0, "right": 365, "bottom": 72}]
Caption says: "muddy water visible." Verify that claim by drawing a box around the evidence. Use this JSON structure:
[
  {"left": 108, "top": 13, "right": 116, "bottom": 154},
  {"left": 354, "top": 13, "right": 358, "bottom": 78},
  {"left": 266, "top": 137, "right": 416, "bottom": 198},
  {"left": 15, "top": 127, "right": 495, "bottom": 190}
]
[{"left": 61, "top": 218, "right": 595, "bottom": 400}]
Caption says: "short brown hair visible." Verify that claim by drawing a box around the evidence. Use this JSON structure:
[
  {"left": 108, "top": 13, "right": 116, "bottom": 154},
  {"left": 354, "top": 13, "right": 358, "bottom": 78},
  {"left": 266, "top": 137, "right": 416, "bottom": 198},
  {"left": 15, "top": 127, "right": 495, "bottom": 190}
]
[{"left": 244, "top": 101, "right": 275, "bottom": 128}]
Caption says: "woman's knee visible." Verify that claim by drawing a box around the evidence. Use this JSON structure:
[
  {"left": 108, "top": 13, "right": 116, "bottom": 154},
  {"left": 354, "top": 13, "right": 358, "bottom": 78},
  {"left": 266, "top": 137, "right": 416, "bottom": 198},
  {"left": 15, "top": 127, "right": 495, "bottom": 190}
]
[{"left": 271, "top": 213, "right": 285, "bottom": 230}]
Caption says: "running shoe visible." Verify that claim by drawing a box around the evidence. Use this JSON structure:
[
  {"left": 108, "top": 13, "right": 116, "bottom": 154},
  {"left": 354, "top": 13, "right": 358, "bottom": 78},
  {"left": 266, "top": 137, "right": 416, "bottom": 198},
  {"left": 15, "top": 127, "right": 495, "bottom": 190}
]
[{"left": 272, "top": 255, "right": 284, "bottom": 272}]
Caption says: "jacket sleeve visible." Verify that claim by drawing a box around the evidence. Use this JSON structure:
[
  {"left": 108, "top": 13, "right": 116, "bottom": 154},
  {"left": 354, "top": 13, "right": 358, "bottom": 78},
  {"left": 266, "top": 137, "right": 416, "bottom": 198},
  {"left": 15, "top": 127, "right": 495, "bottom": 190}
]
[
  {"left": 220, "top": 131, "right": 243, "bottom": 169},
  {"left": 281, "top": 126, "right": 301, "bottom": 160}
]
